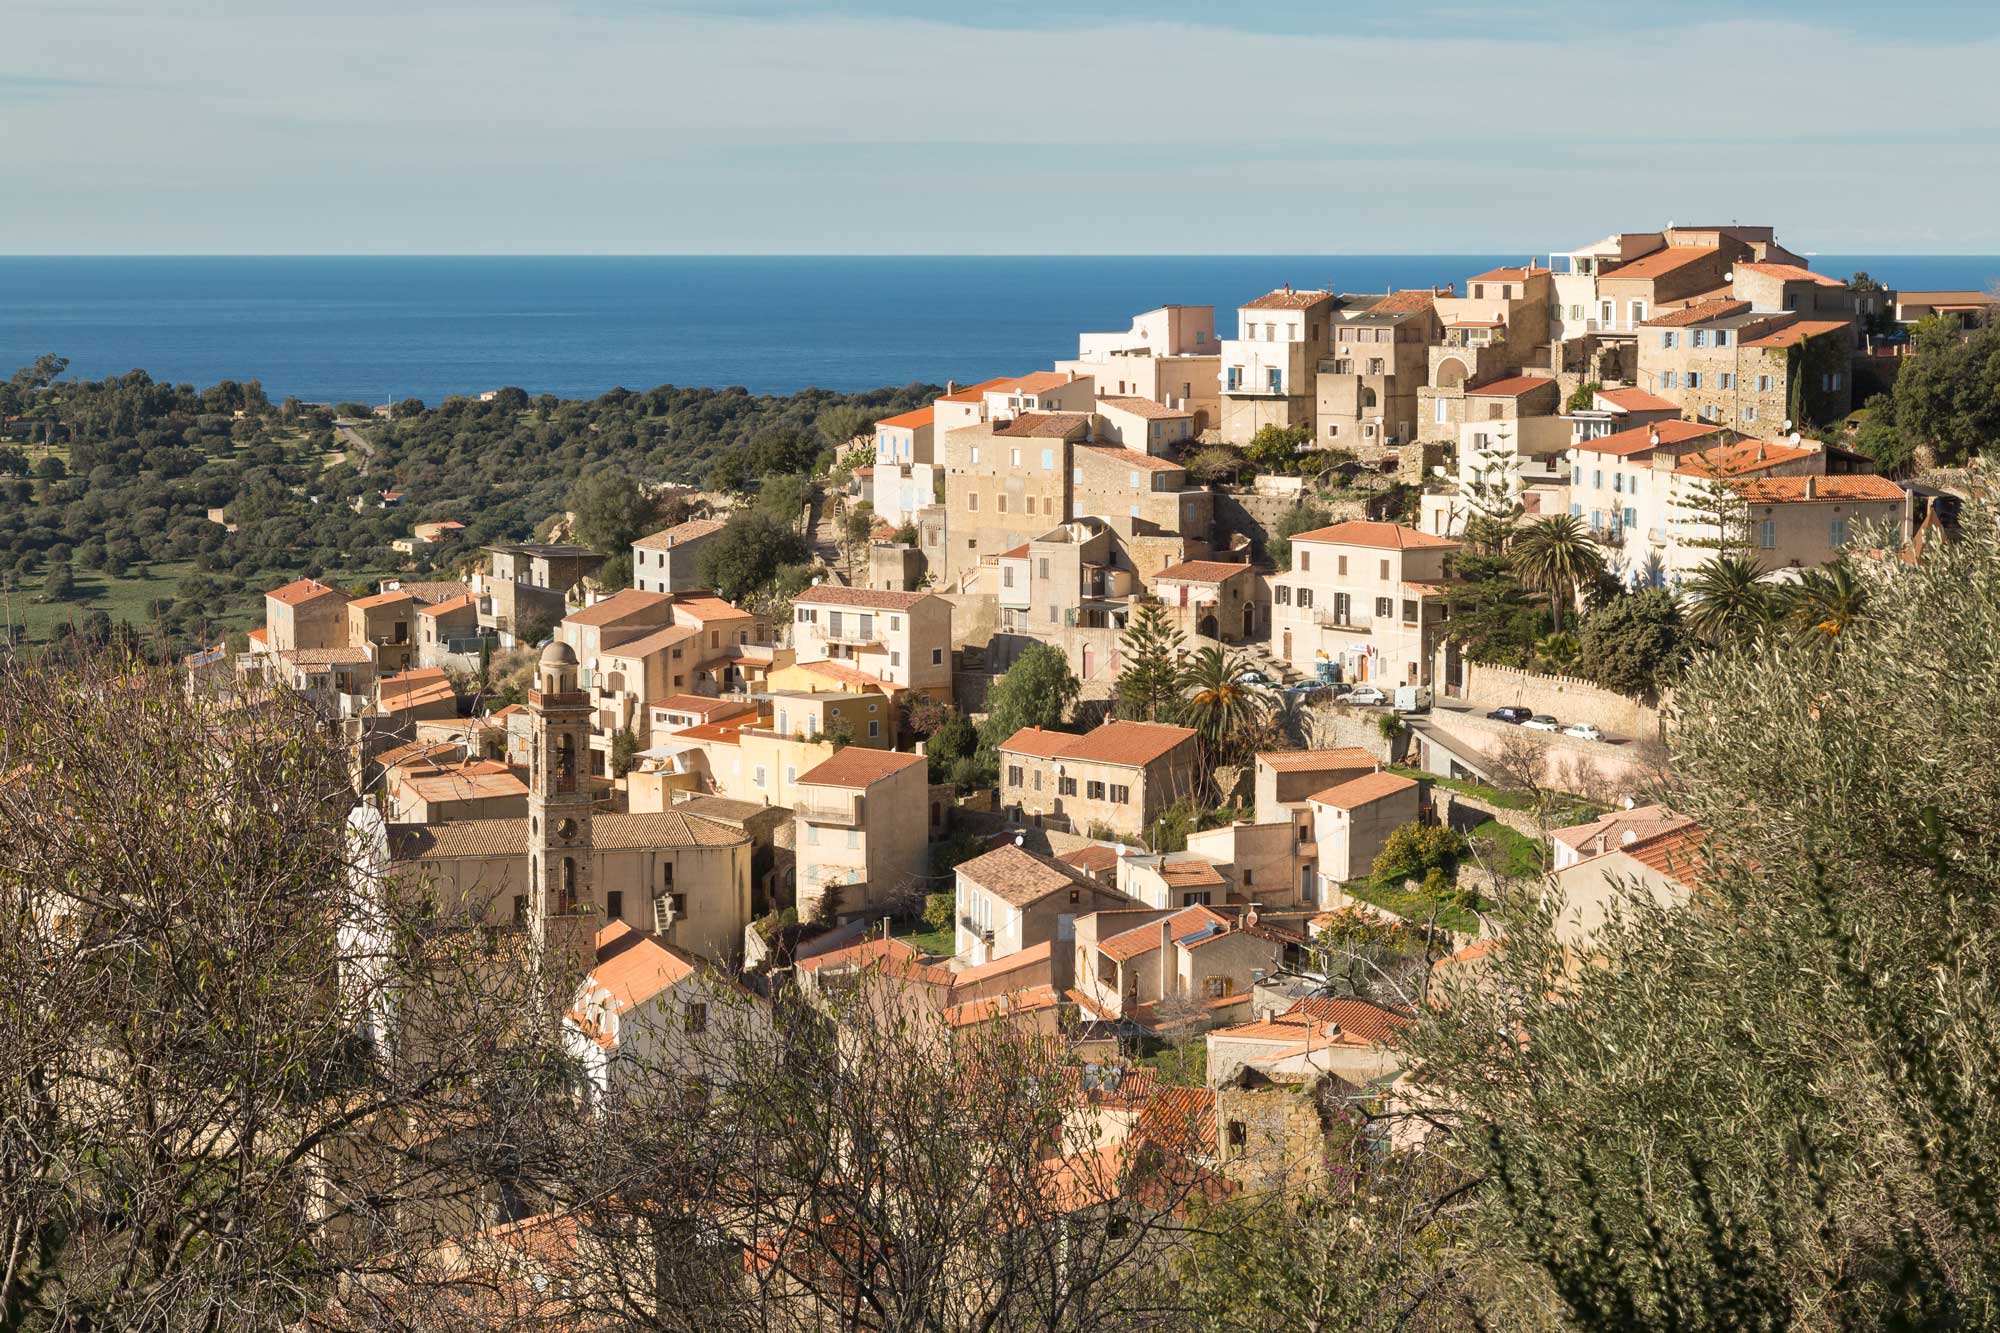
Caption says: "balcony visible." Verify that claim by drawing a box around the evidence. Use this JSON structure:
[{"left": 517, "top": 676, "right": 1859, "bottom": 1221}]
[
  {"left": 1314, "top": 610, "right": 1371, "bottom": 633},
  {"left": 821, "top": 623, "right": 882, "bottom": 647},
  {"left": 959, "top": 916, "right": 995, "bottom": 946},
  {"left": 795, "top": 793, "right": 863, "bottom": 827}
]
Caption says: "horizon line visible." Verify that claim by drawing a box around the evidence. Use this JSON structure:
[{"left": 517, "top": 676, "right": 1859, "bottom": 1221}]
[{"left": 0, "top": 250, "right": 1993, "bottom": 261}]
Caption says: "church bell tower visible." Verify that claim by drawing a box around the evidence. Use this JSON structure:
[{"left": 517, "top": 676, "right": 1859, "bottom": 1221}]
[{"left": 528, "top": 639, "right": 597, "bottom": 970}]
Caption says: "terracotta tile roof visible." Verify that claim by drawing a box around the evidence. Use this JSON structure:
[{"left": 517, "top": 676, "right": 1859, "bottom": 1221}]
[
  {"left": 1159, "top": 856, "right": 1226, "bottom": 889},
  {"left": 565, "top": 588, "right": 673, "bottom": 628},
  {"left": 998, "top": 544, "right": 1031, "bottom": 560},
  {"left": 377, "top": 668, "right": 455, "bottom": 713},
  {"left": 666, "top": 710, "right": 766, "bottom": 746},
  {"left": 791, "top": 660, "right": 900, "bottom": 694},
  {"left": 994, "top": 412, "right": 1091, "bottom": 439},
  {"left": 1058, "top": 843, "right": 1121, "bottom": 873},
  {"left": 1054, "top": 720, "right": 1198, "bottom": 769},
  {"left": 1151, "top": 559, "right": 1252, "bottom": 583},
  {"left": 1465, "top": 374, "right": 1556, "bottom": 398},
  {"left": 668, "top": 593, "right": 752, "bottom": 625},
  {"left": 1308, "top": 769, "right": 1417, "bottom": 810},
  {"left": 266, "top": 577, "right": 349, "bottom": 607},
  {"left": 1241, "top": 288, "right": 1334, "bottom": 310},
  {"left": 1468, "top": 265, "right": 1549, "bottom": 282},
  {"left": 584, "top": 922, "right": 695, "bottom": 1019},
  {"left": 391, "top": 810, "right": 745, "bottom": 861},
  {"left": 958, "top": 844, "right": 1101, "bottom": 909},
  {"left": 1733, "top": 475, "right": 1905, "bottom": 504},
  {"left": 1576, "top": 419, "right": 1726, "bottom": 460},
  {"left": 796, "top": 935, "right": 956, "bottom": 986},
  {"left": 1013, "top": 370, "right": 1076, "bottom": 393},
  {"left": 1289, "top": 520, "right": 1460, "bottom": 551},
  {"left": 1743, "top": 319, "right": 1852, "bottom": 349},
  {"left": 391, "top": 759, "right": 527, "bottom": 805},
  {"left": 1737, "top": 261, "right": 1844, "bottom": 287},
  {"left": 1433, "top": 937, "right": 1505, "bottom": 971},
  {"left": 1257, "top": 747, "right": 1378, "bottom": 774},
  {"left": 943, "top": 984, "right": 1062, "bottom": 1029},
  {"left": 1282, "top": 996, "right": 1415, "bottom": 1045},
  {"left": 349, "top": 589, "right": 416, "bottom": 611},
  {"left": 1098, "top": 904, "right": 1234, "bottom": 963},
  {"left": 949, "top": 938, "right": 1053, "bottom": 986},
  {"left": 797, "top": 747, "right": 926, "bottom": 789},
  {"left": 1601, "top": 246, "right": 1721, "bottom": 282},
  {"left": 632, "top": 517, "right": 726, "bottom": 551},
  {"left": 415, "top": 593, "right": 475, "bottom": 618},
  {"left": 875, "top": 406, "right": 934, "bottom": 429},
  {"left": 793, "top": 585, "right": 932, "bottom": 611},
  {"left": 1898, "top": 290, "right": 2000, "bottom": 306},
  {"left": 1551, "top": 804, "right": 1693, "bottom": 856},
  {"left": 1674, "top": 440, "right": 1814, "bottom": 478},
  {"left": 1076, "top": 444, "right": 1183, "bottom": 472},
  {"left": 1641, "top": 298, "right": 1751, "bottom": 327},
  {"left": 600, "top": 622, "right": 700, "bottom": 662},
  {"left": 1096, "top": 395, "right": 1189, "bottom": 420},
  {"left": 1595, "top": 387, "right": 1680, "bottom": 413},
  {"left": 245, "top": 627, "right": 269, "bottom": 645},
  {"left": 1617, "top": 824, "right": 1708, "bottom": 887},
  {"left": 1134, "top": 1085, "right": 1216, "bottom": 1157},
  {"left": 279, "top": 647, "right": 373, "bottom": 666},
  {"left": 998, "top": 725, "right": 1086, "bottom": 760},
  {"left": 1368, "top": 287, "right": 1443, "bottom": 315},
  {"left": 938, "top": 375, "right": 1014, "bottom": 403}
]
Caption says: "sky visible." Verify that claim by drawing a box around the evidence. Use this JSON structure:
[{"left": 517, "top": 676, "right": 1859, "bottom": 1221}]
[{"left": 5, "top": 0, "right": 2000, "bottom": 255}]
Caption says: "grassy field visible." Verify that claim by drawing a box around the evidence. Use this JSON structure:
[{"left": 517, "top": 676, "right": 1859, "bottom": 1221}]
[
  {"left": 1468, "top": 817, "right": 1547, "bottom": 878},
  {"left": 1341, "top": 875, "right": 1486, "bottom": 935},
  {"left": 2, "top": 561, "right": 207, "bottom": 645},
  {"left": 891, "top": 919, "right": 957, "bottom": 959}
]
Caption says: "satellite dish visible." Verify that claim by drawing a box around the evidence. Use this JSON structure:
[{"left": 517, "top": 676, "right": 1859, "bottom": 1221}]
[
  {"left": 1013, "top": 833, "right": 1025, "bottom": 847},
  {"left": 1431, "top": 465, "right": 1447, "bottom": 478},
  {"left": 1782, "top": 419, "right": 1794, "bottom": 432},
  {"left": 1723, "top": 270, "right": 1734, "bottom": 283},
  {"left": 1787, "top": 432, "right": 1802, "bottom": 446}
]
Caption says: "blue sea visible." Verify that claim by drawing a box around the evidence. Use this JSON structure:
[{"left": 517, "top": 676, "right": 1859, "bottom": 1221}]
[{"left": 1, "top": 255, "right": 1995, "bottom": 405}]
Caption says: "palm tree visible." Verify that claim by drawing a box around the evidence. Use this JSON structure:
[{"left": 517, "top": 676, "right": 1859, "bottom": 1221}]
[
  {"left": 1781, "top": 560, "right": 1870, "bottom": 650},
  {"left": 1532, "top": 631, "right": 1582, "bottom": 674},
  {"left": 1509, "top": 515, "right": 1606, "bottom": 634},
  {"left": 1174, "top": 645, "right": 1269, "bottom": 768},
  {"left": 1682, "top": 554, "right": 1771, "bottom": 645}
]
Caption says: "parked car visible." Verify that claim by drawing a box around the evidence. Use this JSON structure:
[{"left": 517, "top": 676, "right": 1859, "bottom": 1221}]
[
  {"left": 1564, "top": 722, "right": 1605, "bottom": 742},
  {"left": 1392, "top": 685, "right": 1432, "bottom": 714},
  {"left": 1235, "top": 669, "right": 1276, "bottom": 688},
  {"left": 1345, "top": 685, "right": 1388, "bottom": 706},
  {"left": 1486, "top": 706, "right": 1532, "bottom": 724},
  {"left": 1522, "top": 715, "right": 1561, "bottom": 732}
]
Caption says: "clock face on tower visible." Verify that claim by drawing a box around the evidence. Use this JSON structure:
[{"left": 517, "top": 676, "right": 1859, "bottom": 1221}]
[{"left": 556, "top": 818, "right": 578, "bottom": 840}]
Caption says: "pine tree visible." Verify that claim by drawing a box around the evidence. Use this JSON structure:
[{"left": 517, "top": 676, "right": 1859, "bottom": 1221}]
[{"left": 1114, "top": 603, "right": 1186, "bottom": 722}]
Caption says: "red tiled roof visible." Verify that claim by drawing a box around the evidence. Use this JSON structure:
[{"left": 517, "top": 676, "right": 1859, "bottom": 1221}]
[
  {"left": 1151, "top": 559, "right": 1252, "bottom": 583},
  {"left": 349, "top": 589, "right": 415, "bottom": 611},
  {"left": 565, "top": 588, "right": 673, "bottom": 627},
  {"left": 1575, "top": 419, "right": 1726, "bottom": 460},
  {"left": 1601, "top": 246, "right": 1721, "bottom": 282},
  {"left": 1010, "top": 370, "right": 1073, "bottom": 393},
  {"left": 1076, "top": 444, "right": 1183, "bottom": 472},
  {"left": 938, "top": 376, "right": 1014, "bottom": 403},
  {"left": 1673, "top": 440, "right": 1814, "bottom": 479},
  {"left": 1733, "top": 475, "right": 1904, "bottom": 505},
  {"left": 1242, "top": 288, "right": 1334, "bottom": 310},
  {"left": 994, "top": 412, "right": 1091, "bottom": 439},
  {"left": 1617, "top": 824, "right": 1708, "bottom": 887},
  {"left": 950, "top": 938, "right": 1053, "bottom": 986},
  {"left": 1053, "top": 720, "right": 1198, "bottom": 768},
  {"left": 1135, "top": 1085, "right": 1216, "bottom": 1157},
  {"left": 875, "top": 406, "right": 934, "bottom": 430},
  {"left": 791, "top": 659, "right": 900, "bottom": 694},
  {"left": 1465, "top": 374, "right": 1556, "bottom": 398},
  {"left": 793, "top": 585, "right": 932, "bottom": 611},
  {"left": 797, "top": 747, "right": 926, "bottom": 789},
  {"left": 1289, "top": 520, "right": 1459, "bottom": 550},
  {"left": 1282, "top": 996, "right": 1414, "bottom": 1045},
  {"left": 1595, "top": 387, "right": 1680, "bottom": 413},
  {"left": 415, "top": 593, "right": 475, "bottom": 618},
  {"left": 943, "top": 984, "right": 1062, "bottom": 1029},
  {"left": 795, "top": 935, "right": 956, "bottom": 987},
  {"left": 266, "top": 577, "right": 349, "bottom": 607},
  {"left": 666, "top": 709, "right": 766, "bottom": 746},
  {"left": 1468, "top": 265, "right": 1549, "bottom": 282},
  {"left": 652, "top": 693, "right": 747, "bottom": 718},
  {"left": 1308, "top": 770, "right": 1417, "bottom": 810},
  {"left": 666, "top": 593, "right": 751, "bottom": 623},
  {"left": 584, "top": 922, "right": 695, "bottom": 1018},
  {"left": 1099, "top": 904, "right": 1234, "bottom": 963},
  {"left": 378, "top": 667, "right": 455, "bottom": 713},
  {"left": 1058, "top": 844, "right": 1121, "bottom": 873},
  {"left": 1742, "top": 319, "right": 1852, "bottom": 349},
  {"left": 632, "top": 518, "right": 726, "bottom": 551},
  {"left": 391, "top": 758, "right": 527, "bottom": 805},
  {"left": 1368, "top": 287, "right": 1445, "bottom": 315},
  {"left": 1641, "top": 299, "right": 1751, "bottom": 327},
  {"left": 601, "top": 623, "right": 699, "bottom": 661},
  {"left": 1257, "top": 747, "right": 1377, "bottom": 774},
  {"left": 958, "top": 844, "right": 1103, "bottom": 909},
  {"left": 997, "top": 726, "right": 1077, "bottom": 759},
  {"left": 1097, "top": 395, "right": 1190, "bottom": 420},
  {"left": 1159, "top": 856, "right": 1226, "bottom": 889},
  {"left": 1737, "top": 261, "right": 1844, "bottom": 287}
]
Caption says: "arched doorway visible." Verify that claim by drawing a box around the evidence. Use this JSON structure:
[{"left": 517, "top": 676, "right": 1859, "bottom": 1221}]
[
  {"left": 1242, "top": 604, "right": 1255, "bottom": 639},
  {"left": 1435, "top": 359, "right": 1469, "bottom": 390},
  {"left": 1197, "top": 614, "right": 1218, "bottom": 640}
]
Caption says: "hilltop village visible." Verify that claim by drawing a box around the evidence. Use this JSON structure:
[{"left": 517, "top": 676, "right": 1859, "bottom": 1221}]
[{"left": 120, "top": 224, "right": 1997, "bottom": 1323}]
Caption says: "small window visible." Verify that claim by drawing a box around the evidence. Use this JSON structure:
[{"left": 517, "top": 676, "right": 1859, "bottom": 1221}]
[
  {"left": 1086, "top": 780, "right": 1106, "bottom": 801},
  {"left": 1226, "top": 1120, "right": 1248, "bottom": 1147},
  {"left": 1379, "top": 559, "right": 1389, "bottom": 580},
  {"left": 684, "top": 1002, "right": 708, "bottom": 1034},
  {"left": 1007, "top": 764, "right": 1024, "bottom": 788},
  {"left": 1069, "top": 888, "right": 1081, "bottom": 903},
  {"left": 1375, "top": 596, "right": 1394, "bottom": 618},
  {"left": 1242, "top": 868, "right": 1254, "bottom": 886},
  {"left": 1274, "top": 585, "right": 1291, "bottom": 606},
  {"left": 606, "top": 890, "right": 623, "bottom": 921},
  {"left": 1298, "top": 551, "right": 1310, "bottom": 572},
  {"left": 1109, "top": 784, "right": 1130, "bottom": 804},
  {"left": 512, "top": 894, "right": 528, "bottom": 926}
]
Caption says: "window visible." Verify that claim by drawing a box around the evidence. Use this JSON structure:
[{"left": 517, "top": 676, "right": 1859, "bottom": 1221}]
[
  {"left": 1375, "top": 596, "right": 1394, "bottom": 619},
  {"left": 1002, "top": 566, "right": 1014, "bottom": 588},
  {"left": 1718, "top": 372, "right": 1735, "bottom": 389},
  {"left": 1227, "top": 366, "right": 1242, "bottom": 390},
  {"left": 1614, "top": 473, "right": 1623, "bottom": 494},
  {"left": 1058, "top": 776, "right": 1078, "bottom": 796},
  {"left": 1715, "top": 330, "right": 1730, "bottom": 347},
  {"left": 1662, "top": 331, "right": 1678, "bottom": 349},
  {"left": 868, "top": 720, "right": 879, "bottom": 738},
  {"left": 1109, "top": 784, "right": 1129, "bottom": 804},
  {"left": 1010, "top": 448, "right": 1021, "bottom": 467},
  {"left": 1086, "top": 780, "right": 1106, "bottom": 801},
  {"left": 1378, "top": 559, "right": 1390, "bottom": 580},
  {"left": 1274, "top": 585, "right": 1291, "bottom": 606},
  {"left": 1401, "top": 599, "right": 1418, "bottom": 622},
  {"left": 1204, "top": 976, "right": 1233, "bottom": 998},
  {"left": 1744, "top": 406, "right": 1759, "bottom": 422},
  {"left": 1298, "top": 551, "right": 1310, "bottom": 572},
  {"left": 996, "top": 495, "right": 1006, "bottom": 513},
  {"left": 1831, "top": 517, "right": 1850, "bottom": 547},
  {"left": 1692, "top": 330, "right": 1708, "bottom": 349},
  {"left": 512, "top": 894, "right": 528, "bottom": 926},
  {"left": 1364, "top": 423, "right": 1376, "bottom": 437},
  {"left": 1624, "top": 506, "right": 1637, "bottom": 528},
  {"left": 1593, "top": 469, "right": 1603, "bottom": 489},
  {"left": 1226, "top": 1120, "right": 1248, "bottom": 1148},
  {"left": 684, "top": 1003, "right": 708, "bottom": 1034},
  {"left": 1758, "top": 519, "right": 1777, "bottom": 549},
  {"left": 753, "top": 765, "right": 766, "bottom": 787},
  {"left": 1336, "top": 555, "right": 1347, "bottom": 576},
  {"left": 1267, "top": 368, "right": 1282, "bottom": 392},
  {"left": 970, "top": 446, "right": 979, "bottom": 464},
  {"left": 932, "top": 648, "right": 944, "bottom": 665},
  {"left": 1032, "top": 771, "right": 1043, "bottom": 792},
  {"left": 1660, "top": 371, "right": 1676, "bottom": 389},
  {"left": 967, "top": 493, "right": 978, "bottom": 511},
  {"left": 785, "top": 765, "right": 796, "bottom": 784},
  {"left": 1297, "top": 588, "right": 1314, "bottom": 610},
  {"left": 606, "top": 890, "right": 623, "bottom": 921},
  {"left": 1242, "top": 868, "right": 1254, "bottom": 886},
  {"left": 1007, "top": 764, "right": 1024, "bottom": 787},
  {"left": 1042, "top": 448, "right": 1054, "bottom": 469},
  {"left": 1685, "top": 371, "right": 1702, "bottom": 389},
  {"left": 1756, "top": 374, "right": 1773, "bottom": 392}
]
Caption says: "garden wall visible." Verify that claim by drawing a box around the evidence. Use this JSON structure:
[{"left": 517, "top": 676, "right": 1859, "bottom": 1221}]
[{"left": 1452, "top": 661, "right": 1663, "bottom": 741}]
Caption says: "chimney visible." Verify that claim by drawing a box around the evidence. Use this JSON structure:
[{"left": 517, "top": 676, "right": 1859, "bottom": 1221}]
[
  {"left": 1805, "top": 475, "right": 1817, "bottom": 499},
  {"left": 1756, "top": 442, "right": 1767, "bottom": 461},
  {"left": 1158, "top": 917, "right": 1175, "bottom": 1000},
  {"left": 1648, "top": 427, "right": 1661, "bottom": 448},
  {"left": 945, "top": 380, "right": 957, "bottom": 395}
]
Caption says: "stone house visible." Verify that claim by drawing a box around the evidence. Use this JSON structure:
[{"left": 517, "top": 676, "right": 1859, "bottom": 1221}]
[
  {"left": 788, "top": 585, "right": 954, "bottom": 702},
  {"left": 1316, "top": 287, "right": 1445, "bottom": 455},
  {"left": 1069, "top": 904, "right": 1288, "bottom": 1034},
  {"left": 997, "top": 720, "right": 1201, "bottom": 842},
  {"left": 1149, "top": 559, "right": 1258, "bottom": 643},
  {"left": 1252, "top": 748, "right": 1380, "bottom": 826},
  {"left": 1636, "top": 310, "right": 1853, "bottom": 439},
  {"left": 347, "top": 590, "right": 418, "bottom": 671},
  {"left": 264, "top": 577, "right": 352, "bottom": 653},
  {"left": 1204, "top": 995, "right": 1411, "bottom": 1088},
  {"left": 792, "top": 748, "right": 931, "bottom": 924},
  {"left": 382, "top": 756, "right": 529, "bottom": 824},
  {"left": 630, "top": 518, "right": 726, "bottom": 595},
  {"left": 941, "top": 412, "right": 1088, "bottom": 588},
  {"left": 1307, "top": 769, "right": 1421, "bottom": 892},
  {"left": 1056, "top": 303, "right": 1221, "bottom": 430},
  {"left": 415, "top": 595, "right": 480, "bottom": 670},
  {"left": 564, "top": 922, "right": 769, "bottom": 1100},
  {"left": 1268, "top": 520, "right": 1461, "bottom": 687},
  {"left": 1219, "top": 288, "right": 1338, "bottom": 443},
  {"left": 953, "top": 843, "right": 1137, "bottom": 968}
]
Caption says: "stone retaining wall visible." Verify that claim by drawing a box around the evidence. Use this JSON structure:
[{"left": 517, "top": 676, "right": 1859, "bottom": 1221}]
[{"left": 1451, "top": 661, "right": 1663, "bottom": 740}]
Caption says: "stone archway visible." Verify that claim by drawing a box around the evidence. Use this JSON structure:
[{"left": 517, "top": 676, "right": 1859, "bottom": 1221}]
[{"left": 1435, "top": 358, "right": 1469, "bottom": 390}]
